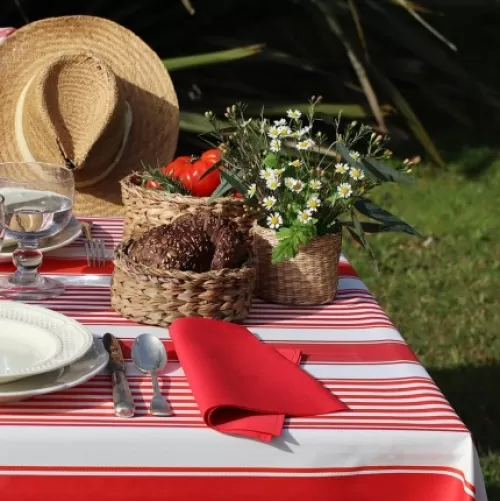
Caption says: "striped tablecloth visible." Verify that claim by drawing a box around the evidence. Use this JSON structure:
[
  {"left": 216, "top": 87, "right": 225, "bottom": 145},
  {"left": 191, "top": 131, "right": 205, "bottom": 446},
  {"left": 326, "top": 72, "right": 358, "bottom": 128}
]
[{"left": 0, "top": 218, "right": 487, "bottom": 501}]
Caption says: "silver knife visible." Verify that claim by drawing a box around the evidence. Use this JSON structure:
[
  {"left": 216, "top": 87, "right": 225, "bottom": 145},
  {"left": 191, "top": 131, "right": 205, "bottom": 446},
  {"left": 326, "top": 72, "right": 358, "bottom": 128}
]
[{"left": 102, "top": 333, "right": 135, "bottom": 418}]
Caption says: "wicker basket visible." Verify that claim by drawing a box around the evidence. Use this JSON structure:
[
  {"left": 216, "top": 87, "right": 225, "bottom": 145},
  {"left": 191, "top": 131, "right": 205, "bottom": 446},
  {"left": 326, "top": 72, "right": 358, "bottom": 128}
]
[
  {"left": 111, "top": 241, "right": 256, "bottom": 327},
  {"left": 120, "top": 174, "right": 257, "bottom": 240},
  {"left": 254, "top": 225, "right": 342, "bottom": 305}
]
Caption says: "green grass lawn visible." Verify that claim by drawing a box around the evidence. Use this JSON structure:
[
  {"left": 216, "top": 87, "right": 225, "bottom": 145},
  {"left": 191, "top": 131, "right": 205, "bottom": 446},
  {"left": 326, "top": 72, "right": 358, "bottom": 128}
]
[{"left": 343, "top": 153, "right": 500, "bottom": 500}]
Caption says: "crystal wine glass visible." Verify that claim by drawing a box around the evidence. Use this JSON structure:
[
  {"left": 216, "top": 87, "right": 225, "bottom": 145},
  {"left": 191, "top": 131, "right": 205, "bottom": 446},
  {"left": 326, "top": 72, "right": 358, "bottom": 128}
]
[{"left": 0, "top": 162, "right": 74, "bottom": 300}]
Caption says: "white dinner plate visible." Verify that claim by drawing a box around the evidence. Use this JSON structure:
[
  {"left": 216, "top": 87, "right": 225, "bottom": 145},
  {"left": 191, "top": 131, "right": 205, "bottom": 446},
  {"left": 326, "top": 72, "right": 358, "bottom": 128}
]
[
  {"left": 0, "top": 216, "right": 82, "bottom": 263},
  {"left": 0, "top": 302, "right": 94, "bottom": 383},
  {"left": 0, "top": 320, "right": 63, "bottom": 383},
  {"left": 0, "top": 337, "right": 109, "bottom": 403}
]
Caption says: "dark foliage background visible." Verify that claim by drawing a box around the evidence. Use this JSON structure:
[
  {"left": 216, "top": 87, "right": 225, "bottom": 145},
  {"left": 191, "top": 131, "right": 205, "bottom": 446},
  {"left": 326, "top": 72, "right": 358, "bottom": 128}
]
[{"left": 3, "top": 0, "right": 500, "bottom": 163}]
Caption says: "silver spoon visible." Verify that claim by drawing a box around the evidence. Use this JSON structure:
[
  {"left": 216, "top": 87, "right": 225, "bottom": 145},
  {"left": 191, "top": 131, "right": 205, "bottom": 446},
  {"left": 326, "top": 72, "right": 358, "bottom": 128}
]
[{"left": 132, "top": 334, "right": 173, "bottom": 416}]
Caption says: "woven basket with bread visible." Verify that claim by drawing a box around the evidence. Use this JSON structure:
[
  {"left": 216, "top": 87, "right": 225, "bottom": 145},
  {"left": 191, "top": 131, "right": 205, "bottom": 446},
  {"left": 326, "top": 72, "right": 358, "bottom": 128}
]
[{"left": 111, "top": 213, "right": 256, "bottom": 326}]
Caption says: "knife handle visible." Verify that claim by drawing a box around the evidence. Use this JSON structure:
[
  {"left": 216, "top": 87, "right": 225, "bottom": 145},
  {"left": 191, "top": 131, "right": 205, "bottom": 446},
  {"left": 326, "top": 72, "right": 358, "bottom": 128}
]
[{"left": 111, "top": 371, "right": 135, "bottom": 418}]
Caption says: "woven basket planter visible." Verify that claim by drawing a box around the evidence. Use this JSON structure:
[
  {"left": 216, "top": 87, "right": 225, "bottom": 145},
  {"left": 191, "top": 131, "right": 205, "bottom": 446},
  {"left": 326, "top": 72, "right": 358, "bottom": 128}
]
[
  {"left": 254, "top": 225, "right": 342, "bottom": 305},
  {"left": 111, "top": 241, "right": 256, "bottom": 327},
  {"left": 120, "top": 174, "right": 257, "bottom": 241}
]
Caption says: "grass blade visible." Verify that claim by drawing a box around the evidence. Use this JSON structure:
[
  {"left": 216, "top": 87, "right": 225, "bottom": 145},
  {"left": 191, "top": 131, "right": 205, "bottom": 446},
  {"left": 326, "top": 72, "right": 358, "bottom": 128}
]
[
  {"left": 369, "top": 65, "right": 446, "bottom": 167},
  {"left": 310, "top": 0, "right": 387, "bottom": 133},
  {"left": 163, "top": 44, "right": 264, "bottom": 71},
  {"left": 246, "top": 103, "right": 392, "bottom": 118},
  {"left": 391, "top": 0, "right": 457, "bottom": 51},
  {"left": 348, "top": 0, "right": 368, "bottom": 53}
]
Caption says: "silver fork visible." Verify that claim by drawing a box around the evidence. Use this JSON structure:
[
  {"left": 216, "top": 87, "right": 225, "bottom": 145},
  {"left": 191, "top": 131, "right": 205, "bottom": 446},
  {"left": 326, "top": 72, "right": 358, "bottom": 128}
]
[{"left": 81, "top": 221, "right": 108, "bottom": 267}]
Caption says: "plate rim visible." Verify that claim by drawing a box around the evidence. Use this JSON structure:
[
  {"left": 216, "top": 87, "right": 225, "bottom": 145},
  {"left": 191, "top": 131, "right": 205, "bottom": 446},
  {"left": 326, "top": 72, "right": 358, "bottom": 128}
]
[
  {"left": 0, "top": 337, "right": 109, "bottom": 400},
  {"left": 0, "top": 301, "right": 94, "bottom": 380},
  {"left": 0, "top": 320, "right": 63, "bottom": 378}
]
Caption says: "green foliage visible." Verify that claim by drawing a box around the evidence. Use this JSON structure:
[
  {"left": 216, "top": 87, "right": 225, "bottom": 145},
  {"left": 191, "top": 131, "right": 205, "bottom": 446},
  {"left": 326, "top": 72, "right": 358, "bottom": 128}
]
[
  {"left": 272, "top": 221, "right": 318, "bottom": 263},
  {"left": 8, "top": 1, "right": 499, "bottom": 164}
]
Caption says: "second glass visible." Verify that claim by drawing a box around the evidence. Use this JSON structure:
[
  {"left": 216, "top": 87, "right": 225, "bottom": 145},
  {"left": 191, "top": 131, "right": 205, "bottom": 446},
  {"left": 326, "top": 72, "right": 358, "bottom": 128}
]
[{"left": 0, "top": 162, "right": 74, "bottom": 300}]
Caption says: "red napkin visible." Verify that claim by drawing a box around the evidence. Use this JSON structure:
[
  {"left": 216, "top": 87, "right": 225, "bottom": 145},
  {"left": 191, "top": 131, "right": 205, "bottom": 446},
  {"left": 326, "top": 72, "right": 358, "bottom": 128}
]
[{"left": 170, "top": 318, "right": 349, "bottom": 442}]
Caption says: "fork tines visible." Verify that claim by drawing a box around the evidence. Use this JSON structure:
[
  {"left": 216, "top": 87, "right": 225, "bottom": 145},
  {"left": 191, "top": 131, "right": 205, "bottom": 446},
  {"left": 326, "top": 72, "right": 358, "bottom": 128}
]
[{"left": 85, "top": 239, "right": 107, "bottom": 267}]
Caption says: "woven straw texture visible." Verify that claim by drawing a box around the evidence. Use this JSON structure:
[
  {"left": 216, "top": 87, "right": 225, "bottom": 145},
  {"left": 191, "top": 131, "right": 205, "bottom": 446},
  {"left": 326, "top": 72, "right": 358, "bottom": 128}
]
[
  {"left": 120, "top": 175, "right": 258, "bottom": 240},
  {"left": 0, "top": 16, "right": 179, "bottom": 217},
  {"left": 254, "top": 226, "right": 342, "bottom": 305},
  {"left": 111, "top": 242, "right": 256, "bottom": 327}
]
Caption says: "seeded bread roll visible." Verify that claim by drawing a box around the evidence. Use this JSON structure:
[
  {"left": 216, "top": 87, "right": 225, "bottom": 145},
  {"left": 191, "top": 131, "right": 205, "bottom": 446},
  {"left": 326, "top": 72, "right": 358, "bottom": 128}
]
[{"left": 127, "top": 213, "right": 249, "bottom": 272}]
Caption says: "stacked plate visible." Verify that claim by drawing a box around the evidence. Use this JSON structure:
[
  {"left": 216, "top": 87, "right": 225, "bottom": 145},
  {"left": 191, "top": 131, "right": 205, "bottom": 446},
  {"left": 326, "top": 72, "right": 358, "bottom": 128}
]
[{"left": 0, "top": 301, "right": 108, "bottom": 403}]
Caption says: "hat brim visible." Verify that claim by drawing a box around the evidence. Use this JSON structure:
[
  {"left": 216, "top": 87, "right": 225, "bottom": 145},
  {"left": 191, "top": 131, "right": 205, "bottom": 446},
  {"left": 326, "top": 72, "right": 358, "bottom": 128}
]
[{"left": 0, "top": 16, "right": 179, "bottom": 216}]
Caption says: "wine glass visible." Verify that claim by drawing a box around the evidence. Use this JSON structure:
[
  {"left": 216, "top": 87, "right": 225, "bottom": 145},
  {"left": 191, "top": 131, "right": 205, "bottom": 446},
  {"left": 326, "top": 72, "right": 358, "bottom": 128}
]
[{"left": 0, "top": 162, "right": 74, "bottom": 300}]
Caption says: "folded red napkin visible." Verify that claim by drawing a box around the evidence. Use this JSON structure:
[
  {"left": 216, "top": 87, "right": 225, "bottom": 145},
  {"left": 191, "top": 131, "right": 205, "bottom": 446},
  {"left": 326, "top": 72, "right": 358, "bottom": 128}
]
[{"left": 170, "top": 318, "right": 349, "bottom": 442}]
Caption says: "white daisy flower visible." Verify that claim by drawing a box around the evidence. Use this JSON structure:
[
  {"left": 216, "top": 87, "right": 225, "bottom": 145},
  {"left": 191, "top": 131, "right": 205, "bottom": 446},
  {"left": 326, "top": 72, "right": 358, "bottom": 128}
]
[
  {"left": 337, "top": 182, "right": 353, "bottom": 199},
  {"left": 259, "top": 168, "right": 276, "bottom": 180},
  {"left": 295, "top": 125, "right": 312, "bottom": 138},
  {"left": 273, "top": 119, "right": 287, "bottom": 126},
  {"left": 296, "top": 138, "right": 315, "bottom": 151},
  {"left": 262, "top": 196, "right": 277, "bottom": 210},
  {"left": 287, "top": 109, "right": 302, "bottom": 120},
  {"left": 335, "top": 162, "right": 350, "bottom": 175},
  {"left": 246, "top": 184, "right": 256, "bottom": 197},
  {"left": 297, "top": 210, "right": 313, "bottom": 223},
  {"left": 306, "top": 196, "right": 321, "bottom": 212},
  {"left": 284, "top": 177, "right": 296, "bottom": 190},
  {"left": 349, "top": 167, "right": 365, "bottom": 181},
  {"left": 266, "top": 177, "right": 281, "bottom": 190},
  {"left": 277, "top": 125, "right": 292, "bottom": 137},
  {"left": 288, "top": 159, "right": 302, "bottom": 168},
  {"left": 270, "top": 139, "right": 281, "bottom": 152},
  {"left": 309, "top": 179, "right": 322, "bottom": 190},
  {"left": 291, "top": 179, "right": 305, "bottom": 192},
  {"left": 267, "top": 126, "right": 280, "bottom": 139},
  {"left": 267, "top": 212, "right": 283, "bottom": 229},
  {"left": 349, "top": 150, "right": 361, "bottom": 161}
]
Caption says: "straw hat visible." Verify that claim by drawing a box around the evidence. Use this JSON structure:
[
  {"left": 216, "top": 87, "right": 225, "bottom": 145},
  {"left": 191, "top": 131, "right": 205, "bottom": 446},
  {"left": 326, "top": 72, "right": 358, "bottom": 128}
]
[{"left": 0, "top": 16, "right": 179, "bottom": 216}]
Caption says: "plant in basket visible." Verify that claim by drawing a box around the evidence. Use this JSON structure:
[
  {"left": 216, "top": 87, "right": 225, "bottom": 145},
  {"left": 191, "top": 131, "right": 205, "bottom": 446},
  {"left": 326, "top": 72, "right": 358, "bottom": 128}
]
[{"left": 203, "top": 97, "right": 421, "bottom": 305}]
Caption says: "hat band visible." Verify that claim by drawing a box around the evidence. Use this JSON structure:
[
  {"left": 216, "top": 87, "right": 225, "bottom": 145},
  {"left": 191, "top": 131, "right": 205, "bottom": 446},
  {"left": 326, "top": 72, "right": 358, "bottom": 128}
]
[{"left": 14, "top": 75, "right": 133, "bottom": 188}]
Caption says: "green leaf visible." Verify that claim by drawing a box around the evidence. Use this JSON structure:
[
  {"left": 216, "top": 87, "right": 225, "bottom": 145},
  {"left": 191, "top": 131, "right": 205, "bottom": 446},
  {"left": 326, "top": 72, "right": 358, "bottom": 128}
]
[
  {"left": 350, "top": 209, "right": 376, "bottom": 260},
  {"left": 271, "top": 239, "right": 296, "bottom": 264},
  {"left": 336, "top": 142, "right": 414, "bottom": 184},
  {"left": 276, "top": 227, "right": 293, "bottom": 239},
  {"left": 362, "top": 158, "right": 415, "bottom": 185},
  {"left": 263, "top": 153, "right": 279, "bottom": 170},
  {"left": 163, "top": 45, "right": 264, "bottom": 71},
  {"left": 208, "top": 178, "right": 233, "bottom": 201},
  {"left": 335, "top": 142, "right": 376, "bottom": 182},
  {"left": 354, "top": 198, "right": 422, "bottom": 236},
  {"left": 220, "top": 170, "right": 247, "bottom": 197}
]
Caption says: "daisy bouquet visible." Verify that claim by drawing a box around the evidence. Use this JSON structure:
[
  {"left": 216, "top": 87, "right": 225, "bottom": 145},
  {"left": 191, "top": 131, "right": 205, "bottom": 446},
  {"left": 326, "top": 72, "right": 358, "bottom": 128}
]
[{"left": 204, "top": 97, "right": 420, "bottom": 263}]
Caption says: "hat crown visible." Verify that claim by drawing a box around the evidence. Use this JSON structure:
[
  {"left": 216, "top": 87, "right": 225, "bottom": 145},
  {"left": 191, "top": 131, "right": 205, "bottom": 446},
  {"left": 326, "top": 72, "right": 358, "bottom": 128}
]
[{"left": 19, "top": 53, "right": 127, "bottom": 183}]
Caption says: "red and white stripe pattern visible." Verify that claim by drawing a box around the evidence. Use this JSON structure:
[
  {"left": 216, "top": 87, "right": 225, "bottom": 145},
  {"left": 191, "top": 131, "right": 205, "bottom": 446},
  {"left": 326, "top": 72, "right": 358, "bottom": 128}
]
[{"left": 0, "top": 217, "right": 485, "bottom": 501}]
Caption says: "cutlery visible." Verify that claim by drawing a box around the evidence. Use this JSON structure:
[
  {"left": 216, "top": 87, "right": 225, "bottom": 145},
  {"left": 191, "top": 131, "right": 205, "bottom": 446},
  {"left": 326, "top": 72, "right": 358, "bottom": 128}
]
[
  {"left": 132, "top": 334, "right": 173, "bottom": 416},
  {"left": 81, "top": 220, "right": 107, "bottom": 267},
  {"left": 102, "top": 333, "right": 135, "bottom": 418}
]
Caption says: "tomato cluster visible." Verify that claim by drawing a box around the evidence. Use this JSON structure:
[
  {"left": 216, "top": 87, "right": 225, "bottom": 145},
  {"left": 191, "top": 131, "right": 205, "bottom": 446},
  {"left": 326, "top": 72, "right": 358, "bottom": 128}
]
[{"left": 145, "top": 149, "right": 222, "bottom": 197}]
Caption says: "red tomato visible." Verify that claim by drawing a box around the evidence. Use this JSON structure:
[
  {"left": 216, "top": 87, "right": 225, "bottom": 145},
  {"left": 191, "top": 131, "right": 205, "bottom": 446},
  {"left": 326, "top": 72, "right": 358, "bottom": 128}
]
[
  {"left": 162, "top": 156, "right": 191, "bottom": 178},
  {"left": 190, "top": 160, "right": 221, "bottom": 197},
  {"left": 145, "top": 179, "right": 161, "bottom": 190},
  {"left": 200, "top": 148, "right": 222, "bottom": 165}
]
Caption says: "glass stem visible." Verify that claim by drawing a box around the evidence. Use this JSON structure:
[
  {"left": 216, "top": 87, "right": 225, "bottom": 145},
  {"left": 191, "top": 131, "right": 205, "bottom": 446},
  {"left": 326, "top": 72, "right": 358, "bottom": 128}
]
[{"left": 10, "top": 239, "right": 43, "bottom": 286}]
